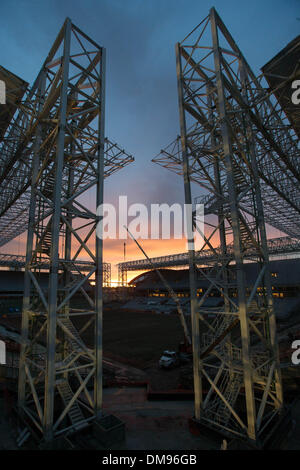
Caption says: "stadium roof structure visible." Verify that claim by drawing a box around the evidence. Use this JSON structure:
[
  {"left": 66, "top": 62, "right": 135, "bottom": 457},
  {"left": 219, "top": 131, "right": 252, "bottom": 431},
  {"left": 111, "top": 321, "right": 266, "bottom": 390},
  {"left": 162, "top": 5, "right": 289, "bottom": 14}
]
[
  {"left": 0, "top": 65, "right": 28, "bottom": 141},
  {"left": 262, "top": 35, "right": 300, "bottom": 139}
]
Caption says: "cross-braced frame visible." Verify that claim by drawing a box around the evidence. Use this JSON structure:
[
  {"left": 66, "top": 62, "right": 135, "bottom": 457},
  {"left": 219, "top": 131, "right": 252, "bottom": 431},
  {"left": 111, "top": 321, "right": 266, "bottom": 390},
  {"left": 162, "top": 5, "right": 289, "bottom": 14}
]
[
  {"left": 16, "top": 18, "right": 133, "bottom": 442},
  {"left": 152, "top": 8, "right": 297, "bottom": 442}
]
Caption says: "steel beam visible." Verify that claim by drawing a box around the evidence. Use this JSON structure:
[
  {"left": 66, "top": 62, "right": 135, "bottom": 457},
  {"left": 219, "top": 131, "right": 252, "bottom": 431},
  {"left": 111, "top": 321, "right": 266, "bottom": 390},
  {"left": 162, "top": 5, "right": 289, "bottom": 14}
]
[
  {"left": 151, "top": 8, "right": 287, "bottom": 443},
  {"left": 10, "top": 18, "right": 134, "bottom": 442}
]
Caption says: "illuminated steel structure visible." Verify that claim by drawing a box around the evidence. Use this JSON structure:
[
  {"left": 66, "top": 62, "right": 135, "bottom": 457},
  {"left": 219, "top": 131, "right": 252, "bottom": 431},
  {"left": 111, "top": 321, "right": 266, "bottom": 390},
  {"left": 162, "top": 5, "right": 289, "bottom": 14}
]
[
  {"left": 0, "top": 254, "right": 111, "bottom": 286},
  {"left": 0, "top": 18, "right": 133, "bottom": 442},
  {"left": 153, "top": 8, "right": 300, "bottom": 443},
  {"left": 0, "top": 135, "right": 131, "bottom": 248},
  {"left": 118, "top": 236, "right": 300, "bottom": 285}
]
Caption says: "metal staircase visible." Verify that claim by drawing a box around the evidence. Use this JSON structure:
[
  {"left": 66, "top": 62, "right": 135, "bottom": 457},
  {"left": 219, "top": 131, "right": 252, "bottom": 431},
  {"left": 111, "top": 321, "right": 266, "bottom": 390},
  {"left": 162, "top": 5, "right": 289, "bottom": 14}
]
[
  {"left": 202, "top": 313, "right": 235, "bottom": 353},
  {"left": 215, "top": 371, "right": 243, "bottom": 426},
  {"left": 56, "top": 379, "right": 86, "bottom": 430},
  {"left": 59, "top": 316, "right": 86, "bottom": 352}
]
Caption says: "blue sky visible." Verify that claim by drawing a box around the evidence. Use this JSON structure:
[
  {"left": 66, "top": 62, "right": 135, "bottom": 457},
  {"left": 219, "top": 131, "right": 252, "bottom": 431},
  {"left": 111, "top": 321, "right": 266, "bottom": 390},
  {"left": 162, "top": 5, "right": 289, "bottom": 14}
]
[{"left": 1, "top": 0, "right": 299, "bottom": 274}]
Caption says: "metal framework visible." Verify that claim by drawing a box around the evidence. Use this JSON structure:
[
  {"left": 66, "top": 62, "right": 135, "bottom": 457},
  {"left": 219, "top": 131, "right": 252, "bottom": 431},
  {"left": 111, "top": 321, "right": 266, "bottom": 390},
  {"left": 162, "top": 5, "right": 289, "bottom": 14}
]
[
  {"left": 0, "top": 254, "right": 111, "bottom": 286},
  {"left": 154, "top": 41, "right": 300, "bottom": 241},
  {"left": 0, "top": 65, "right": 28, "bottom": 140},
  {"left": 118, "top": 235, "right": 300, "bottom": 284},
  {"left": 0, "top": 18, "right": 133, "bottom": 442},
  {"left": 261, "top": 35, "right": 300, "bottom": 140},
  {"left": 152, "top": 8, "right": 300, "bottom": 443},
  {"left": 0, "top": 136, "right": 132, "bottom": 247}
]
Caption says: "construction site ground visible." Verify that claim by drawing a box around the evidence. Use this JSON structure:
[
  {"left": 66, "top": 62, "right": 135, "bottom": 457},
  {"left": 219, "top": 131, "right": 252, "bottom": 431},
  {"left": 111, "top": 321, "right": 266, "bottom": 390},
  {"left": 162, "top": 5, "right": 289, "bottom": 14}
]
[{"left": 0, "top": 301, "right": 300, "bottom": 449}]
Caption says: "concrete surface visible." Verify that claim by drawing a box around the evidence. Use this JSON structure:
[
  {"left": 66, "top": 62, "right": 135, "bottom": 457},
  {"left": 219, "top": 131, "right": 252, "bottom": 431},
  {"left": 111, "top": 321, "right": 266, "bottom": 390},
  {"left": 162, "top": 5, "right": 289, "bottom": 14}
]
[{"left": 103, "top": 386, "right": 220, "bottom": 450}]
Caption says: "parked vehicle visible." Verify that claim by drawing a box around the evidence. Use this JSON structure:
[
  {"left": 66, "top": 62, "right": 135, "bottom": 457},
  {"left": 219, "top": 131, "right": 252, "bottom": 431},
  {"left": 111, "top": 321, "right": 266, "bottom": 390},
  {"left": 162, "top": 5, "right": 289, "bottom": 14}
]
[{"left": 159, "top": 350, "right": 180, "bottom": 369}]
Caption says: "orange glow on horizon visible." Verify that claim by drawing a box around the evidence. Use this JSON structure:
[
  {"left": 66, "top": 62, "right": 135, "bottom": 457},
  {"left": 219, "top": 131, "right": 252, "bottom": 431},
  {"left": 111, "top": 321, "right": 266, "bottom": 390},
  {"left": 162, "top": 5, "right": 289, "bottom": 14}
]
[{"left": 1, "top": 222, "right": 286, "bottom": 284}]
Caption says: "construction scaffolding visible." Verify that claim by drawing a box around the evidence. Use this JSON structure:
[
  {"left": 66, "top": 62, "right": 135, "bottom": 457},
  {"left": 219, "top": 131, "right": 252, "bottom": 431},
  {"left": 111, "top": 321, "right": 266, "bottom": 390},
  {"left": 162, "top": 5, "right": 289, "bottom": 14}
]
[
  {"left": 0, "top": 18, "right": 133, "bottom": 442},
  {"left": 152, "top": 8, "right": 300, "bottom": 443}
]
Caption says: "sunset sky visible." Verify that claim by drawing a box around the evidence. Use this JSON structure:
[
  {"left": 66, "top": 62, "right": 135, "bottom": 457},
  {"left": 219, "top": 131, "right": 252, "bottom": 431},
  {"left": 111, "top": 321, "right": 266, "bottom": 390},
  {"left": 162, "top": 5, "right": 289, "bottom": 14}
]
[{"left": 0, "top": 0, "right": 297, "bottom": 282}]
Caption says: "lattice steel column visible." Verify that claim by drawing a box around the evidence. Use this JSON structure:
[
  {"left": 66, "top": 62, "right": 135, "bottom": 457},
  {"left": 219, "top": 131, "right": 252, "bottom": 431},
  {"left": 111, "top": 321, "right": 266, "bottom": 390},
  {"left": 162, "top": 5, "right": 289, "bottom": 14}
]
[
  {"left": 118, "top": 264, "right": 127, "bottom": 287},
  {"left": 175, "top": 41, "right": 202, "bottom": 420},
  {"left": 156, "top": 7, "right": 286, "bottom": 443},
  {"left": 16, "top": 18, "right": 131, "bottom": 443}
]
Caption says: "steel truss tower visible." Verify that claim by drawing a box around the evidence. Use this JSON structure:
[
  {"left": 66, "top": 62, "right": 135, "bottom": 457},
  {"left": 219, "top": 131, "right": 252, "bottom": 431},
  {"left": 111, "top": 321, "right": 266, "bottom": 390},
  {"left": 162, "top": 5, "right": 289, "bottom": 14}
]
[
  {"left": 152, "top": 8, "right": 300, "bottom": 443},
  {"left": 16, "top": 18, "right": 133, "bottom": 442}
]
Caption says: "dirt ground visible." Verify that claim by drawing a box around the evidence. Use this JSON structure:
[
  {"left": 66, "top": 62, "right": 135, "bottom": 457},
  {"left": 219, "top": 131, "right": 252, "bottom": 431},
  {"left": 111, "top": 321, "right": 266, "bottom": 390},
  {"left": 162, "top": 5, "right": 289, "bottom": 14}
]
[
  {"left": 102, "top": 308, "right": 184, "bottom": 367},
  {"left": 0, "top": 304, "right": 300, "bottom": 450},
  {"left": 102, "top": 387, "right": 219, "bottom": 450}
]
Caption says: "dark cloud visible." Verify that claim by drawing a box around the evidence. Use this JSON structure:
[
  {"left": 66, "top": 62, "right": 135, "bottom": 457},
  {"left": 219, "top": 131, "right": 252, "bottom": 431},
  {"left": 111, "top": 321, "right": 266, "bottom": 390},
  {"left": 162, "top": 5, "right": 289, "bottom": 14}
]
[{"left": 0, "top": 0, "right": 298, "bottom": 268}]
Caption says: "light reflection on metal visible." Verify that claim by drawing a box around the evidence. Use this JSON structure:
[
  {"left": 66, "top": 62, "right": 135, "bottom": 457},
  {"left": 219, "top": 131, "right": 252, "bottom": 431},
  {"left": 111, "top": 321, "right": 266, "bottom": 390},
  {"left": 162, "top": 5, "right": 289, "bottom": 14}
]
[
  {"left": 0, "top": 18, "right": 133, "bottom": 442},
  {"left": 152, "top": 8, "right": 291, "bottom": 443}
]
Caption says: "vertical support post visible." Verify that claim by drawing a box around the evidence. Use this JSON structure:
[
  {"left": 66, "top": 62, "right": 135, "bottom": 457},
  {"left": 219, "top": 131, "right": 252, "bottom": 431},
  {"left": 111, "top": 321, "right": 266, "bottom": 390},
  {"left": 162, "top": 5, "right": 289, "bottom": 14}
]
[
  {"left": 207, "top": 84, "right": 229, "bottom": 312},
  {"left": 18, "top": 70, "right": 46, "bottom": 414},
  {"left": 95, "top": 46, "right": 106, "bottom": 418},
  {"left": 210, "top": 7, "right": 256, "bottom": 440},
  {"left": 63, "top": 106, "right": 75, "bottom": 380},
  {"left": 176, "top": 42, "right": 202, "bottom": 420},
  {"left": 240, "top": 63, "right": 283, "bottom": 407},
  {"left": 44, "top": 18, "right": 71, "bottom": 442}
]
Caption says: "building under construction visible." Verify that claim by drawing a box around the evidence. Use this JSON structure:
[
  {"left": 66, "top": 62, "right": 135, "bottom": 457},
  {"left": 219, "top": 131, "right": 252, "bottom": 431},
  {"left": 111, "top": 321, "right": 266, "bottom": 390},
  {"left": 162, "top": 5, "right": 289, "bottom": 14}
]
[{"left": 0, "top": 7, "right": 299, "bottom": 451}]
